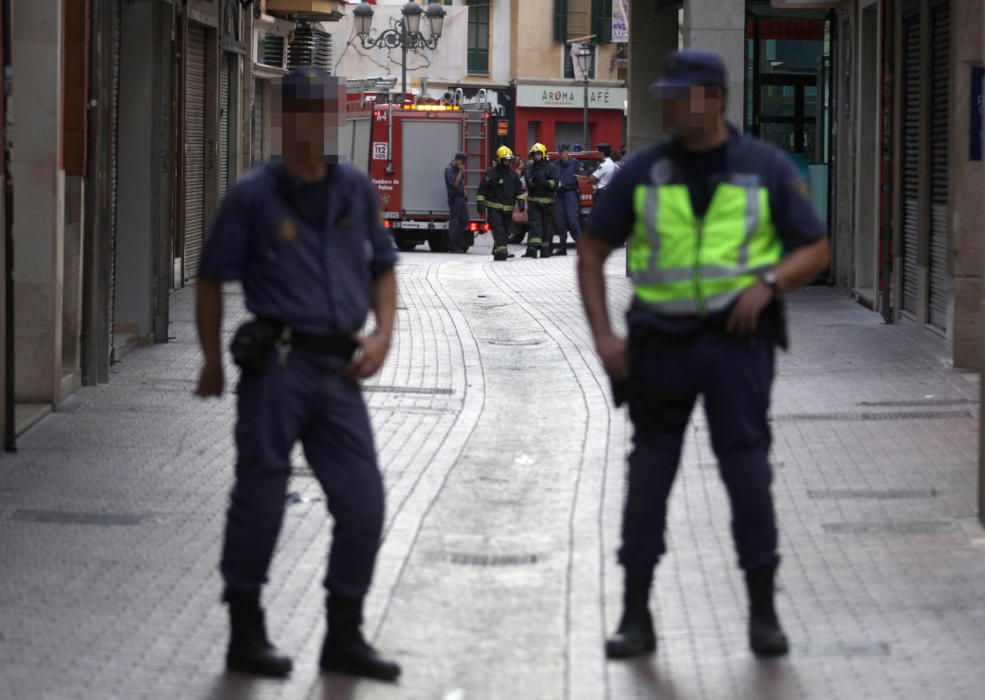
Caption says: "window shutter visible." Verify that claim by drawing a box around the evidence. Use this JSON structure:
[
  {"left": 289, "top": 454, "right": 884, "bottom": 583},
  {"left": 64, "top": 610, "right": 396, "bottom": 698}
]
[
  {"left": 554, "top": 0, "right": 568, "bottom": 43},
  {"left": 592, "top": 0, "right": 612, "bottom": 44}
]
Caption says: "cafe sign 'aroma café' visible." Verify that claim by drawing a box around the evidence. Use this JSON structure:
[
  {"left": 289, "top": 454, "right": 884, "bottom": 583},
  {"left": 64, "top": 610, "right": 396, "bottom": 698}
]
[{"left": 514, "top": 83, "right": 628, "bottom": 154}]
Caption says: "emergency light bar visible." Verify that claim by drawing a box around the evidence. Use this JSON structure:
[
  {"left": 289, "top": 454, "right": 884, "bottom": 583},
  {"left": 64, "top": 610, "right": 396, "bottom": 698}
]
[{"left": 401, "top": 104, "right": 461, "bottom": 111}]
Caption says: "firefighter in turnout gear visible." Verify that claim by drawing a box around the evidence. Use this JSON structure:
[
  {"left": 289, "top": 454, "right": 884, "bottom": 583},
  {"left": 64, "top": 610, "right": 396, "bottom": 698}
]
[
  {"left": 520, "top": 143, "right": 559, "bottom": 259},
  {"left": 477, "top": 145, "right": 525, "bottom": 261}
]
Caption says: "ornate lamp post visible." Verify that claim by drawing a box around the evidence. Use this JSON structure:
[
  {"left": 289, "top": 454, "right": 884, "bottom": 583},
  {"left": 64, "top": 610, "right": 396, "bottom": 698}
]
[
  {"left": 575, "top": 43, "right": 594, "bottom": 150},
  {"left": 353, "top": 1, "right": 446, "bottom": 103}
]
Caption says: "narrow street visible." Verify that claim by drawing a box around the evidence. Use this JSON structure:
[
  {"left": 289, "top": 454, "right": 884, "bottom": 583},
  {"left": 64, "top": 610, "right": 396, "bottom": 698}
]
[{"left": 1, "top": 239, "right": 984, "bottom": 700}]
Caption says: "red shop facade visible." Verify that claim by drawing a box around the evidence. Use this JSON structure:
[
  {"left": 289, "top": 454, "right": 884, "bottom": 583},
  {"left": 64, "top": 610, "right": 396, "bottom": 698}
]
[{"left": 513, "top": 83, "right": 626, "bottom": 154}]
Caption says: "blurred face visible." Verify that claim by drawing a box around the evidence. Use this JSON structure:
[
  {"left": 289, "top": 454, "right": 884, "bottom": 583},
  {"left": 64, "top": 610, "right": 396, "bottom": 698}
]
[
  {"left": 532, "top": 151, "right": 543, "bottom": 162},
  {"left": 272, "top": 77, "right": 345, "bottom": 163},
  {"left": 559, "top": 150, "right": 569, "bottom": 162},
  {"left": 658, "top": 85, "right": 725, "bottom": 136}
]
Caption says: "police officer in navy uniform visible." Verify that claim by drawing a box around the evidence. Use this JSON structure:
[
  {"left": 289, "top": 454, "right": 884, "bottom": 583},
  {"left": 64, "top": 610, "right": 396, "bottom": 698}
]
[
  {"left": 553, "top": 144, "right": 583, "bottom": 255},
  {"left": 445, "top": 151, "right": 470, "bottom": 253},
  {"left": 577, "top": 51, "right": 830, "bottom": 659},
  {"left": 194, "top": 68, "right": 401, "bottom": 682}
]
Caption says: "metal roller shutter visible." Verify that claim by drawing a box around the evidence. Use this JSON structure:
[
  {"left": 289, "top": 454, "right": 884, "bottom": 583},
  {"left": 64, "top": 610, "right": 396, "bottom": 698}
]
[
  {"left": 900, "top": 12, "right": 920, "bottom": 316},
  {"left": 183, "top": 23, "right": 207, "bottom": 285},
  {"left": 252, "top": 79, "right": 264, "bottom": 165},
  {"left": 109, "top": 0, "right": 121, "bottom": 341},
  {"left": 928, "top": 2, "right": 950, "bottom": 329},
  {"left": 219, "top": 54, "right": 231, "bottom": 198}
]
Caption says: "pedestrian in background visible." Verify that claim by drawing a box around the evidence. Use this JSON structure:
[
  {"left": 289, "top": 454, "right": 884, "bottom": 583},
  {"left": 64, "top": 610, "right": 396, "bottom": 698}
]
[
  {"left": 590, "top": 143, "right": 617, "bottom": 211},
  {"left": 553, "top": 144, "right": 583, "bottom": 256},
  {"left": 445, "top": 151, "right": 470, "bottom": 254},
  {"left": 194, "top": 68, "right": 401, "bottom": 682},
  {"left": 577, "top": 50, "right": 830, "bottom": 660}
]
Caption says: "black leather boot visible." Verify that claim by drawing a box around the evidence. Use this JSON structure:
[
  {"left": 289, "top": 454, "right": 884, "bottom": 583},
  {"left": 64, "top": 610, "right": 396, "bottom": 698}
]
[
  {"left": 605, "top": 570, "right": 656, "bottom": 659},
  {"left": 554, "top": 245, "right": 568, "bottom": 256},
  {"left": 521, "top": 248, "right": 539, "bottom": 258},
  {"left": 224, "top": 588, "right": 293, "bottom": 677},
  {"left": 746, "top": 566, "right": 789, "bottom": 657},
  {"left": 320, "top": 595, "right": 401, "bottom": 682},
  {"left": 540, "top": 245, "right": 553, "bottom": 258}
]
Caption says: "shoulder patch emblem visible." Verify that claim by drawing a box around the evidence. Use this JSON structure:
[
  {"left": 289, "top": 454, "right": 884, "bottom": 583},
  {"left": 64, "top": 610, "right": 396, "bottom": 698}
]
[
  {"left": 278, "top": 218, "right": 298, "bottom": 242},
  {"left": 794, "top": 178, "right": 809, "bottom": 198}
]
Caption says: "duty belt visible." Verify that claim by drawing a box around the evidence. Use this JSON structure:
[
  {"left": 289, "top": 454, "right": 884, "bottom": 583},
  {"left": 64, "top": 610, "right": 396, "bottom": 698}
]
[{"left": 260, "top": 319, "right": 358, "bottom": 359}]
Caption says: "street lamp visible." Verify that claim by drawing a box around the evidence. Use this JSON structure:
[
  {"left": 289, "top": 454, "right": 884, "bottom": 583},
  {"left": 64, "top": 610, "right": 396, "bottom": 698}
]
[
  {"left": 575, "top": 44, "right": 594, "bottom": 149},
  {"left": 353, "top": 2, "right": 447, "bottom": 103}
]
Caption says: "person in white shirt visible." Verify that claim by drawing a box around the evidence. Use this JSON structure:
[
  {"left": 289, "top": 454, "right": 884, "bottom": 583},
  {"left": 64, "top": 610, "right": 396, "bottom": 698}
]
[{"left": 590, "top": 144, "right": 618, "bottom": 208}]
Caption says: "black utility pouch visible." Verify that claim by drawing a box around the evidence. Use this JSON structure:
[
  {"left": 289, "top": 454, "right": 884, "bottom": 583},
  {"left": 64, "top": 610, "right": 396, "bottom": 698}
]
[{"left": 230, "top": 320, "right": 281, "bottom": 374}]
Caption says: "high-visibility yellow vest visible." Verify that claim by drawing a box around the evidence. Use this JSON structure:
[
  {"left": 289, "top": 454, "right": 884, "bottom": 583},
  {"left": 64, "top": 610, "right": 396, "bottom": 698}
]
[{"left": 628, "top": 157, "right": 783, "bottom": 316}]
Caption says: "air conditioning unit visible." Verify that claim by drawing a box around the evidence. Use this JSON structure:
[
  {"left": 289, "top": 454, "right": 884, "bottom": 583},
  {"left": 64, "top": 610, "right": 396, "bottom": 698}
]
[
  {"left": 288, "top": 22, "right": 333, "bottom": 72},
  {"left": 258, "top": 32, "right": 287, "bottom": 69}
]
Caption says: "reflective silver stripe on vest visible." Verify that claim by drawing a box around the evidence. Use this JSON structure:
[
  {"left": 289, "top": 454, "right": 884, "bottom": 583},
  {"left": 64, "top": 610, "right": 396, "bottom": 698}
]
[
  {"left": 633, "top": 262, "right": 775, "bottom": 285},
  {"left": 637, "top": 158, "right": 673, "bottom": 278},
  {"left": 635, "top": 287, "right": 745, "bottom": 316},
  {"left": 730, "top": 173, "right": 762, "bottom": 268}
]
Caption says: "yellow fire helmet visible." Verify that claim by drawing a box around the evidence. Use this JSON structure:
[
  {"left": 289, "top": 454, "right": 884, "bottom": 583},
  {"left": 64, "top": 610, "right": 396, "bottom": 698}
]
[
  {"left": 495, "top": 145, "right": 514, "bottom": 161},
  {"left": 529, "top": 143, "right": 547, "bottom": 157}
]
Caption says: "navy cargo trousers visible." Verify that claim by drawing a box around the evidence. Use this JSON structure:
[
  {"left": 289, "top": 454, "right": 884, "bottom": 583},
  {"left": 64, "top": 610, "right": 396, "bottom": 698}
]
[
  {"left": 619, "top": 328, "right": 780, "bottom": 574},
  {"left": 221, "top": 350, "right": 385, "bottom": 599}
]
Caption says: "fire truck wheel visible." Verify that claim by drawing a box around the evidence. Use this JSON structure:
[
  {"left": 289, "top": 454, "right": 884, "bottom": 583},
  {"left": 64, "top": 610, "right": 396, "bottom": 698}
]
[
  {"left": 509, "top": 223, "right": 527, "bottom": 245},
  {"left": 396, "top": 240, "right": 419, "bottom": 252},
  {"left": 427, "top": 232, "right": 451, "bottom": 253}
]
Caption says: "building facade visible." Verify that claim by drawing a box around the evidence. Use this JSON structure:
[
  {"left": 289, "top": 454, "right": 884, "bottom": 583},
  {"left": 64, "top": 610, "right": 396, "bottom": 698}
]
[{"left": 326, "top": 0, "right": 628, "bottom": 154}]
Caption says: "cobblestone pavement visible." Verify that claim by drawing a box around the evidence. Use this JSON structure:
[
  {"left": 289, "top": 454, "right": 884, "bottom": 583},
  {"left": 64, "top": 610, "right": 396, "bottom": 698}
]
[{"left": 1, "top": 236, "right": 984, "bottom": 700}]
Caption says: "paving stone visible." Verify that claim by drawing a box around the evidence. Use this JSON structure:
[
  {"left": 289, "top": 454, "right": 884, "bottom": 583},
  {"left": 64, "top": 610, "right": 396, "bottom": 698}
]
[{"left": 0, "top": 239, "right": 983, "bottom": 699}]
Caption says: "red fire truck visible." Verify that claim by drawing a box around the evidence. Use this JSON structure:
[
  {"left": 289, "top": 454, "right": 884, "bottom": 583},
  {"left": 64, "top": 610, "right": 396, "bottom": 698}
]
[{"left": 343, "top": 94, "right": 494, "bottom": 252}]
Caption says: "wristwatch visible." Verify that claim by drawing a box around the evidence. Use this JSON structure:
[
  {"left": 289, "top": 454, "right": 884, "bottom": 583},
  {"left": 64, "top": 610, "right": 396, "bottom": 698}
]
[{"left": 761, "top": 270, "right": 779, "bottom": 296}]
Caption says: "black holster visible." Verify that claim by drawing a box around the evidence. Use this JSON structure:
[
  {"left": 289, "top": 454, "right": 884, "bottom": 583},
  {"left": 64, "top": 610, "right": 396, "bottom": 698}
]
[{"left": 230, "top": 320, "right": 283, "bottom": 374}]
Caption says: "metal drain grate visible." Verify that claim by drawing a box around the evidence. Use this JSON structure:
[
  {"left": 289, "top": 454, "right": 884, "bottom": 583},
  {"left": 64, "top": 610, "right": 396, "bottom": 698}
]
[
  {"left": 809, "top": 488, "right": 938, "bottom": 500},
  {"left": 449, "top": 553, "right": 540, "bottom": 566},
  {"left": 12, "top": 510, "right": 148, "bottom": 526},
  {"left": 773, "top": 410, "right": 973, "bottom": 423},
  {"left": 694, "top": 461, "right": 785, "bottom": 470},
  {"left": 858, "top": 398, "right": 977, "bottom": 408},
  {"left": 823, "top": 521, "right": 953, "bottom": 535},
  {"left": 362, "top": 385, "right": 454, "bottom": 395},
  {"left": 487, "top": 339, "right": 544, "bottom": 347},
  {"left": 798, "top": 641, "right": 891, "bottom": 658}
]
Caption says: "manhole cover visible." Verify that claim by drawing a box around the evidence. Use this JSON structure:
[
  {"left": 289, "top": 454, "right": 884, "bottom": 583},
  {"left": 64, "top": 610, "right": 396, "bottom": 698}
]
[
  {"left": 449, "top": 553, "right": 540, "bottom": 566},
  {"left": 12, "top": 510, "right": 148, "bottom": 527}
]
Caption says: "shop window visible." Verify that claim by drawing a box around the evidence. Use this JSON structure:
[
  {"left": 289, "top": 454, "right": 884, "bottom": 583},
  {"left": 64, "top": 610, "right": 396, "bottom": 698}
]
[
  {"left": 564, "top": 43, "right": 596, "bottom": 80},
  {"left": 555, "top": 0, "right": 610, "bottom": 44},
  {"left": 468, "top": 1, "right": 490, "bottom": 75},
  {"left": 527, "top": 122, "right": 540, "bottom": 152}
]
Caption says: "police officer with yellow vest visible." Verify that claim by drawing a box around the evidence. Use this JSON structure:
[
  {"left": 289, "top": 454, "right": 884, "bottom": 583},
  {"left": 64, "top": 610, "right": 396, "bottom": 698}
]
[{"left": 577, "top": 50, "right": 829, "bottom": 659}]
